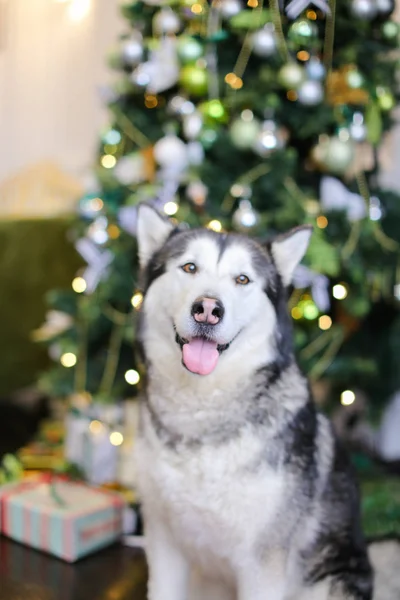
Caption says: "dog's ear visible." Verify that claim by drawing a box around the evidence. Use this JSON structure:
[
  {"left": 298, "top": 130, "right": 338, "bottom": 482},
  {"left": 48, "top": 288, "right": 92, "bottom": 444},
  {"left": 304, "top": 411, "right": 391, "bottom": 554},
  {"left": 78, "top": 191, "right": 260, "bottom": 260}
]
[
  {"left": 137, "top": 204, "right": 174, "bottom": 268},
  {"left": 270, "top": 225, "right": 312, "bottom": 286}
]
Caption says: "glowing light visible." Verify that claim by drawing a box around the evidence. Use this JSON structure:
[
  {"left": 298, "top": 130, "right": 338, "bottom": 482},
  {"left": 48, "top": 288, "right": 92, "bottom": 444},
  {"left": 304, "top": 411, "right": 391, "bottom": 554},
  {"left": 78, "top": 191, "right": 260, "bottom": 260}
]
[
  {"left": 291, "top": 306, "right": 303, "bottom": 320},
  {"left": 110, "top": 431, "right": 124, "bottom": 446},
  {"left": 91, "top": 197, "right": 104, "bottom": 211},
  {"left": 241, "top": 109, "right": 254, "bottom": 122},
  {"left": 286, "top": 90, "right": 298, "bottom": 101},
  {"left": 125, "top": 369, "right": 140, "bottom": 385},
  {"left": 101, "top": 154, "right": 116, "bottom": 169},
  {"left": 72, "top": 276, "right": 87, "bottom": 293},
  {"left": 89, "top": 420, "right": 104, "bottom": 435},
  {"left": 145, "top": 94, "right": 158, "bottom": 109},
  {"left": 318, "top": 315, "right": 332, "bottom": 330},
  {"left": 231, "top": 77, "right": 243, "bottom": 90},
  {"left": 60, "top": 352, "right": 77, "bottom": 368},
  {"left": 104, "top": 129, "right": 121, "bottom": 145},
  {"left": 164, "top": 201, "right": 179, "bottom": 216},
  {"left": 108, "top": 224, "right": 120, "bottom": 239},
  {"left": 225, "top": 73, "right": 237, "bottom": 85},
  {"left": 316, "top": 215, "right": 328, "bottom": 229},
  {"left": 303, "top": 302, "right": 319, "bottom": 320},
  {"left": 247, "top": 0, "right": 258, "bottom": 6},
  {"left": 297, "top": 51, "right": 310, "bottom": 62},
  {"left": 341, "top": 390, "right": 356, "bottom": 406},
  {"left": 333, "top": 283, "right": 348, "bottom": 300},
  {"left": 131, "top": 292, "right": 143, "bottom": 309},
  {"left": 191, "top": 3, "right": 203, "bottom": 14},
  {"left": 68, "top": 0, "right": 91, "bottom": 21},
  {"left": 306, "top": 10, "right": 317, "bottom": 19},
  {"left": 207, "top": 220, "right": 222, "bottom": 232}
]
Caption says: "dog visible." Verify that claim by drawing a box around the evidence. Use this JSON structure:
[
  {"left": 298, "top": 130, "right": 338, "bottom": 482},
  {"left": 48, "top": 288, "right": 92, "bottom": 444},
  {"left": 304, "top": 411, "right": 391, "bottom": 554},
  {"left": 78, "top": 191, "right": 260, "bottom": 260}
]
[{"left": 134, "top": 204, "right": 373, "bottom": 600}]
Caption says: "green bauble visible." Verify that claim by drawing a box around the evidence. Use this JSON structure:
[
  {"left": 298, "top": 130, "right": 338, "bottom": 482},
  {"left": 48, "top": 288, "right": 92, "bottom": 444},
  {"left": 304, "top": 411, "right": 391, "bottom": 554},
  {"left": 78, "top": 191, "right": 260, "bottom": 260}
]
[
  {"left": 278, "top": 62, "right": 306, "bottom": 89},
  {"left": 377, "top": 87, "right": 395, "bottom": 111},
  {"left": 177, "top": 36, "right": 203, "bottom": 64},
  {"left": 230, "top": 116, "right": 260, "bottom": 150},
  {"left": 318, "top": 135, "right": 355, "bottom": 175},
  {"left": 288, "top": 18, "right": 318, "bottom": 46},
  {"left": 381, "top": 21, "right": 399, "bottom": 40},
  {"left": 199, "top": 99, "right": 228, "bottom": 123},
  {"left": 180, "top": 65, "right": 208, "bottom": 96}
]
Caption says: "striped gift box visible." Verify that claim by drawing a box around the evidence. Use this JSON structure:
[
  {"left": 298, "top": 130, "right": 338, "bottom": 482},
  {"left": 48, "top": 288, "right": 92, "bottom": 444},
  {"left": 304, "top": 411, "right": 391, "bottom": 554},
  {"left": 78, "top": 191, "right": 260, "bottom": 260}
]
[{"left": 0, "top": 478, "right": 125, "bottom": 562}]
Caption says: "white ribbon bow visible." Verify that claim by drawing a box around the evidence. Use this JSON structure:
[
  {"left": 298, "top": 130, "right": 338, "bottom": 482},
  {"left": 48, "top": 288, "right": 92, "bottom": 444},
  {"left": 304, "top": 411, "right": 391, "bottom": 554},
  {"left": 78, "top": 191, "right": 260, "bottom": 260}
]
[
  {"left": 320, "top": 176, "right": 367, "bottom": 222},
  {"left": 285, "top": 0, "right": 331, "bottom": 19},
  {"left": 292, "top": 264, "right": 331, "bottom": 311},
  {"left": 75, "top": 238, "right": 113, "bottom": 293}
]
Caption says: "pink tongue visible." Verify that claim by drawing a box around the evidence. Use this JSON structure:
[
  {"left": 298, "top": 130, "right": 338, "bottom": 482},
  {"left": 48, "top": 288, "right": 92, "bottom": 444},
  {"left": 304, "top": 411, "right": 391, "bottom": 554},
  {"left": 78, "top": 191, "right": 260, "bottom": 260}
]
[{"left": 182, "top": 338, "right": 219, "bottom": 376}]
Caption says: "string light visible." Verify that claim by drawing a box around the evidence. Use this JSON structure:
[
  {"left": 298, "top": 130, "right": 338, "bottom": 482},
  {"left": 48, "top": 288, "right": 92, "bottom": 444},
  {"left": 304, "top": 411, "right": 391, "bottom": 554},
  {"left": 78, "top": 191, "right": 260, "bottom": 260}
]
[
  {"left": 101, "top": 155, "right": 116, "bottom": 169},
  {"left": 316, "top": 215, "right": 328, "bottom": 229},
  {"left": 131, "top": 292, "right": 143, "bottom": 309},
  {"left": 286, "top": 91, "right": 298, "bottom": 101},
  {"left": 303, "top": 302, "right": 319, "bottom": 320},
  {"left": 108, "top": 224, "right": 120, "bottom": 239},
  {"left": 89, "top": 420, "right": 104, "bottom": 434},
  {"left": 333, "top": 283, "right": 348, "bottom": 300},
  {"left": 207, "top": 220, "right": 222, "bottom": 232},
  {"left": 306, "top": 10, "right": 317, "bottom": 19},
  {"left": 60, "top": 352, "right": 77, "bottom": 368},
  {"left": 109, "top": 431, "right": 124, "bottom": 446},
  {"left": 125, "top": 369, "right": 140, "bottom": 385},
  {"left": 297, "top": 51, "right": 310, "bottom": 62},
  {"left": 145, "top": 94, "right": 158, "bottom": 109},
  {"left": 72, "top": 276, "right": 87, "bottom": 293},
  {"left": 341, "top": 390, "right": 355, "bottom": 406},
  {"left": 164, "top": 201, "right": 179, "bottom": 216},
  {"left": 247, "top": 0, "right": 258, "bottom": 7},
  {"left": 191, "top": 3, "right": 203, "bottom": 14},
  {"left": 291, "top": 306, "right": 302, "bottom": 320},
  {"left": 318, "top": 315, "right": 332, "bottom": 330}
]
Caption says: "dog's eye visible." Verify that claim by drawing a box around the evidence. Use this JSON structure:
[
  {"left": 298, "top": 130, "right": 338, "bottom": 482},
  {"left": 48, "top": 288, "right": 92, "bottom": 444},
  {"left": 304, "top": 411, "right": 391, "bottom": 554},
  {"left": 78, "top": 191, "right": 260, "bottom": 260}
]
[
  {"left": 235, "top": 274, "right": 250, "bottom": 285},
  {"left": 181, "top": 263, "right": 197, "bottom": 274}
]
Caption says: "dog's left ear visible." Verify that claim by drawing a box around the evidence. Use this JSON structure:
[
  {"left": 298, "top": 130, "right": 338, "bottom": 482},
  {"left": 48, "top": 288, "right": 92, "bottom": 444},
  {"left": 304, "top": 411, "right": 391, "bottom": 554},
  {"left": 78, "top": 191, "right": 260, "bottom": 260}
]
[
  {"left": 136, "top": 204, "right": 174, "bottom": 268},
  {"left": 270, "top": 225, "right": 313, "bottom": 286}
]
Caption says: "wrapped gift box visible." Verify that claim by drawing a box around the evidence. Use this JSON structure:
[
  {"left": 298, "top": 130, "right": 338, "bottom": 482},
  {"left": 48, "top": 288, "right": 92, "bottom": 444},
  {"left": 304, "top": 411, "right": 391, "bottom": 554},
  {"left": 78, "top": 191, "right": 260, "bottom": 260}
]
[{"left": 0, "top": 478, "right": 125, "bottom": 562}]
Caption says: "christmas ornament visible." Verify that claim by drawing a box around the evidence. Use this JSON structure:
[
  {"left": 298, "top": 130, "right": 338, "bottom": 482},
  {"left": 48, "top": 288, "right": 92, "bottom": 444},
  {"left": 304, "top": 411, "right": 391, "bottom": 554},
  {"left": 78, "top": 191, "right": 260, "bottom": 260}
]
[
  {"left": 369, "top": 196, "right": 383, "bottom": 221},
  {"left": 114, "top": 153, "right": 146, "bottom": 186},
  {"left": 180, "top": 65, "right": 208, "bottom": 96},
  {"left": 177, "top": 36, "right": 203, "bottom": 64},
  {"left": 132, "top": 37, "right": 179, "bottom": 94},
  {"left": 154, "top": 134, "right": 188, "bottom": 171},
  {"left": 376, "top": 86, "right": 395, "bottom": 111},
  {"left": 229, "top": 112, "right": 260, "bottom": 150},
  {"left": 199, "top": 99, "right": 227, "bottom": 123},
  {"left": 168, "top": 96, "right": 195, "bottom": 115},
  {"left": 278, "top": 62, "right": 306, "bottom": 89},
  {"left": 250, "top": 24, "right": 277, "bottom": 58},
  {"left": 216, "top": 0, "right": 242, "bottom": 19},
  {"left": 326, "top": 67, "right": 369, "bottom": 105},
  {"left": 153, "top": 8, "right": 181, "bottom": 35},
  {"left": 121, "top": 32, "right": 144, "bottom": 67},
  {"left": 233, "top": 199, "right": 259, "bottom": 230},
  {"left": 349, "top": 112, "right": 367, "bottom": 142},
  {"left": 288, "top": 18, "right": 318, "bottom": 46},
  {"left": 75, "top": 239, "right": 113, "bottom": 293},
  {"left": 186, "top": 180, "right": 208, "bottom": 206},
  {"left": 285, "top": 0, "right": 331, "bottom": 20},
  {"left": 313, "top": 135, "right": 355, "bottom": 175},
  {"left": 320, "top": 176, "right": 367, "bottom": 221},
  {"left": 350, "top": 0, "right": 377, "bottom": 20},
  {"left": 183, "top": 111, "right": 203, "bottom": 140},
  {"left": 346, "top": 68, "right": 364, "bottom": 89},
  {"left": 253, "top": 120, "right": 286, "bottom": 156},
  {"left": 381, "top": 21, "right": 399, "bottom": 39},
  {"left": 306, "top": 58, "right": 326, "bottom": 81},
  {"left": 297, "top": 80, "right": 324, "bottom": 105}
]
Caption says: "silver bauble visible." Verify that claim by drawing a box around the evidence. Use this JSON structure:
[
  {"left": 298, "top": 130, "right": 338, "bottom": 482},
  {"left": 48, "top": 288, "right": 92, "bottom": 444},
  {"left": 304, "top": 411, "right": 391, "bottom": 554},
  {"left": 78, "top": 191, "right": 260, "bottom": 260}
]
[
  {"left": 217, "top": 0, "right": 242, "bottom": 19},
  {"left": 375, "top": 0, "right": 395, "bottom": 14},
  {"left": 183, "top": 111, "right": 203, "bottom": 140},
  {"left": 306, "top": 58, "right": 326, "bottom": 81},
  {"left": 251, "top": 25, "right": 277, "bottom": 58},
  {"left": 278, "top": 62, "right": 306, "bottom": 90},
  {"left": 233, "top": 200, "right": 259, "bottom": 230},
  {"left": 121, "top": 33, "right": 144, "bottom": 66},
  {"left": 350, "top": 0, "right": 378, "bottom": 19},
  {"left": 230, "top": 116, "right": 260, "bottom": 150},
  {"left": 153, "top": 8, "right": 181, "bottom": 35},
  {"left": 253, "top": 120, "right": 286, "bottom": 157},
  {"left": 297, "top": 80, "right": 324, "bottom": 106},
  {"left": 154, "top": 134, "right": 188, "bottom": 171},
  {"left": 322, "top": 136, "right": 355, "bottom": 175}
]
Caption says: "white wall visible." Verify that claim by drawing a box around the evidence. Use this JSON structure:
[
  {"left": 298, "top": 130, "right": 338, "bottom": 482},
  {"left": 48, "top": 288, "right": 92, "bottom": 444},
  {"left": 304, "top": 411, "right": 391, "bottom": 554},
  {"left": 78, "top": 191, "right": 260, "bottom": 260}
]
[{"left": 0, "top": 0, "right": 122, "bottom": 183}]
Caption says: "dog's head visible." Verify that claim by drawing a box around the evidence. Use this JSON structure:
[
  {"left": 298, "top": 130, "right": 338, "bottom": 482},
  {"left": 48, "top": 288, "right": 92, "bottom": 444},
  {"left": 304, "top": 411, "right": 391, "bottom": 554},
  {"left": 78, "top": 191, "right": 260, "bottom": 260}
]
[{"left": 136, "top": 205, "right": 312, "bottom": 381}]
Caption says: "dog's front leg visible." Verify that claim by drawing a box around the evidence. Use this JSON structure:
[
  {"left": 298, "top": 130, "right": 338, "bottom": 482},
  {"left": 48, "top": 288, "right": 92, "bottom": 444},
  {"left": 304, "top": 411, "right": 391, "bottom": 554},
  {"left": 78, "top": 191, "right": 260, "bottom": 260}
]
[
  {"left": 145, "top": 521, "right": 189, "bottom": 600},
  {"left": 237, "top": 552, "right": 287, "bottom": 600}
]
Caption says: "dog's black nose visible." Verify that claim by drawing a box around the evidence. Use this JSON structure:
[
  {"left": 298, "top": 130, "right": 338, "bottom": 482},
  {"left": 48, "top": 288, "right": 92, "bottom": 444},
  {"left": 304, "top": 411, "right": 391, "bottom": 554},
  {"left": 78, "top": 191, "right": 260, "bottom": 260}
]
[{"left": 191, "top": 297, "right": 224, "bottom": 325}]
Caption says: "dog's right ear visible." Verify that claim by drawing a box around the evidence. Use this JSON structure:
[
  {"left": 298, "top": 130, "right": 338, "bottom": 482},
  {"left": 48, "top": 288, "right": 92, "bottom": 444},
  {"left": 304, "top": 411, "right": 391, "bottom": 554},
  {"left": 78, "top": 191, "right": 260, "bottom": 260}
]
[{"left": 136, "top": 204, "right": 174, "bottom": 269}]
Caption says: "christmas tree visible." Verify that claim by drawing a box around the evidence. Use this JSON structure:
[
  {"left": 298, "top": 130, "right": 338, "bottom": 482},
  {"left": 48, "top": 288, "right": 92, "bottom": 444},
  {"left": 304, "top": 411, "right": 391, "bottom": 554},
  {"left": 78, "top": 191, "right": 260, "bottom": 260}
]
[{"left": 39, "top": 0, "right": 400, "bottom": 438}]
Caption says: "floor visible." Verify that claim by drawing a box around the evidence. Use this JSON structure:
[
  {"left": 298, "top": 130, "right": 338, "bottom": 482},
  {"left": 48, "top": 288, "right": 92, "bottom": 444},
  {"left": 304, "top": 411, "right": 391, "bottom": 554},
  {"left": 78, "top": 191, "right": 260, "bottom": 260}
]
[{"left": 0, "top": 536, "right": 148, "bottom": 600}]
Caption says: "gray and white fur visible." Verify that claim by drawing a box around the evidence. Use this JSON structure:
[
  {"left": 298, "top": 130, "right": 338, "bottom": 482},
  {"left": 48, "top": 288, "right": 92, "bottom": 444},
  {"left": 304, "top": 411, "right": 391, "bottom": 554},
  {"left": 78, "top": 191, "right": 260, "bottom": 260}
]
[{"left": 134, "top": 205, "right": 373, "bottom": 600}]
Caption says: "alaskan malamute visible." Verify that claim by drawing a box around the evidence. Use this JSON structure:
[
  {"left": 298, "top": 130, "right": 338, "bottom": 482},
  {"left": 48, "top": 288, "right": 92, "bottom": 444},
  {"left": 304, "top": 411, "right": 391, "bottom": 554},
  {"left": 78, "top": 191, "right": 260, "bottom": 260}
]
[{"left": 135, "top": 205, "right": 373, "bottom": 600}]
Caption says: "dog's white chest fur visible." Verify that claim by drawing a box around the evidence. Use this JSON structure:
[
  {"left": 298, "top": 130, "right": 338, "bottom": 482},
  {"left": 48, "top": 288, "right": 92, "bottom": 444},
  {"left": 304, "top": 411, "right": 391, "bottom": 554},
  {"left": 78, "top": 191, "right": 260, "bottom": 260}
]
[{"left": 137, "top": 415, "right": 286, "bottom": 579}]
